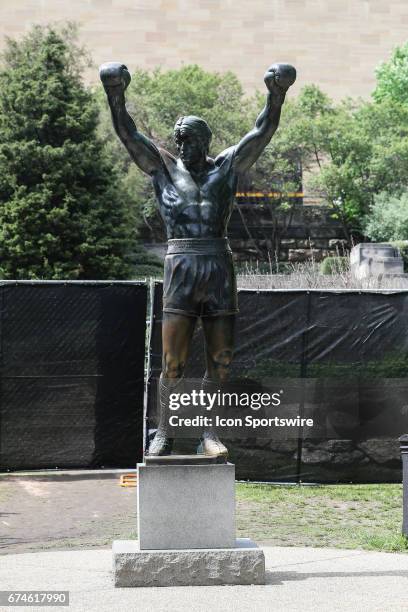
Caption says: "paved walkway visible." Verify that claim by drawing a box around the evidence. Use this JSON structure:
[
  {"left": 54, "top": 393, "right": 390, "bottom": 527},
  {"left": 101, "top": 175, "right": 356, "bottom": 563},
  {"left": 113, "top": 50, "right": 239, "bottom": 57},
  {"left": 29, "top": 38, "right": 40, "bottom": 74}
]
[
  {"left": 0, "top": 470, "right": 137, "bottom": 554},
  {"left": 1, "top": 545, "right": 407, "bottom": 612}
]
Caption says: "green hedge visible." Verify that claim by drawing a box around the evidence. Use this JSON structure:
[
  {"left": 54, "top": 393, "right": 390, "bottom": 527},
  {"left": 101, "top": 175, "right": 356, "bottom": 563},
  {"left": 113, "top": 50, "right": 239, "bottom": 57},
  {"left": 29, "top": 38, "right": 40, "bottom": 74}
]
[{"left": 319, "top": 256, "right": 349, "bottom": 275}]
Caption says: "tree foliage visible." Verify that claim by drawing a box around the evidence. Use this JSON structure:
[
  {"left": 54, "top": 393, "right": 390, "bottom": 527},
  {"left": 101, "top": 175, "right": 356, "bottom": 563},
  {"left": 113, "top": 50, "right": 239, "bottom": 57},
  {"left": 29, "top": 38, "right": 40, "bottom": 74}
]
[
  {"left": 373, "top": 41, "right": 408, "bottom": 105},
  {"left": 273, "top": 85, "right": 408, "bottom": 240},
  {"left": 363, "top": 190, "right": 408, "bottom": 241},
  {"left": 0, "top": 24, "right": 142, "bottom": 279}
]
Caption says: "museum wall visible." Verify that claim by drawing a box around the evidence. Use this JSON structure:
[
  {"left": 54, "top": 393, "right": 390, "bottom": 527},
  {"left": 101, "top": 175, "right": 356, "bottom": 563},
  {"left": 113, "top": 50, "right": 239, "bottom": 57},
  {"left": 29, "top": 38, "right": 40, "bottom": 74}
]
[{"left": 1, "top": 0, "right": 408, "bottom": 99}]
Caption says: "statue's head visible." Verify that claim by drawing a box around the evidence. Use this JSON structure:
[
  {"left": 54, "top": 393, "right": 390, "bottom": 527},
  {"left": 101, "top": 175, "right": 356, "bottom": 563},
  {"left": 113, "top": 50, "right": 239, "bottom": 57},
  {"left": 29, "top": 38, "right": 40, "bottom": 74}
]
[{"left": 174, "top": 115, "right": 212, "bottom": 168}]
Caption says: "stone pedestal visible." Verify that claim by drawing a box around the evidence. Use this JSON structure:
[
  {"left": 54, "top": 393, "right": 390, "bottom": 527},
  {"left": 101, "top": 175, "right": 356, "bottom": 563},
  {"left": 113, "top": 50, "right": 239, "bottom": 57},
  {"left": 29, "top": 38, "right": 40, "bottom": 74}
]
[
  {"left": 113, "top": 538, "right": 265, "bottom": 587},
  {"left": 112, "top": 459, "right": 265, "bottom": 587},
  {"left": 399, "top": 435, "right": 408, "bottom": 536},
  {"left": 137, "top": 461, "right": 235, "bottom": 550}
]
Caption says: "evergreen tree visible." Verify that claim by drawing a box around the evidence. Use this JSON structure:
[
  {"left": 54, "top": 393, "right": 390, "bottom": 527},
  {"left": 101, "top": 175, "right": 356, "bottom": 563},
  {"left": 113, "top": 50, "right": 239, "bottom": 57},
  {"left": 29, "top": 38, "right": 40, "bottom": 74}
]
[{"left": 0, "top": 24, "right": 141, "bottom": 279}]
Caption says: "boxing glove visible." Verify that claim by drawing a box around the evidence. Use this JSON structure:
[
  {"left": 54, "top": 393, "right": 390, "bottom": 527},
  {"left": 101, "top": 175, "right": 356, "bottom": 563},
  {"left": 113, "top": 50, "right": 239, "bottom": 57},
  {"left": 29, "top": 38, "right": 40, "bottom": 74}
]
[
  {"left": 99, "top": 62, "right": 131, "bottom": 91},
  {"left": 264, "top": 63, "right": 296, "bottom": 94}
]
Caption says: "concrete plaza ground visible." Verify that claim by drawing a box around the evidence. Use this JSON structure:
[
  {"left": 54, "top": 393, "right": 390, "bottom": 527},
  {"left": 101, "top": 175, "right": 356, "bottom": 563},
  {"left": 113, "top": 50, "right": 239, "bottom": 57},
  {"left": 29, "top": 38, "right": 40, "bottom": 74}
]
[
  {"left": 1, "top": 545, "right": 408, "bottom": 612},
  {"left": 1, "top": 470, "right": 407, "bottom": 611}
]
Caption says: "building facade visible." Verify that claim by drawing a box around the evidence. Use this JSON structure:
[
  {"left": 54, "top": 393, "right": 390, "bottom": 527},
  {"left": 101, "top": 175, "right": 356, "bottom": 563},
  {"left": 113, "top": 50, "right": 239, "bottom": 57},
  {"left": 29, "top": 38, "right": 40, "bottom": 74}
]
[{"left": 1, "top": 0, "right": 408, "bottom": 100}]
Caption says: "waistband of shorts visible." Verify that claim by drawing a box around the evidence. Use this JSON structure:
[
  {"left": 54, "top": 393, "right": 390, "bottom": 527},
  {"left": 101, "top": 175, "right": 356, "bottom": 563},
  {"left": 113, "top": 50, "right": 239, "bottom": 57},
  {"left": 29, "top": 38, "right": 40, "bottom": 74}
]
[{"left": 166, "top": 237, "right": 232, "bottom": 255}]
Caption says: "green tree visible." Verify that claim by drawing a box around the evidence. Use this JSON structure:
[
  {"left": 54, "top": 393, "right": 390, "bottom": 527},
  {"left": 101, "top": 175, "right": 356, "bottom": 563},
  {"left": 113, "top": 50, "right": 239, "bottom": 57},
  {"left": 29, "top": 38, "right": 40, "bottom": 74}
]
[
  {"left": 373, "top": 41, "right": 408, "bottom": 105},
  {"left": 281, "top": 86, "right": 408, "bottom": 240},
  {"left": 363, "top": 190, "right": 408, "bottom": 241},
  {"left": 263, "top": 85, "right": 360, "bottom": 240},
  {"left": 0, "top": 24, "right": 144, "bottom": 279}
]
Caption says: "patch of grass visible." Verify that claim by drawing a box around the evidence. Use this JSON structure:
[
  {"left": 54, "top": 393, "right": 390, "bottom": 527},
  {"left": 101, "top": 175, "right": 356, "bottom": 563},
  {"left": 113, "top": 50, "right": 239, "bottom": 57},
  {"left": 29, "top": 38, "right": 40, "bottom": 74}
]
[
  {"left": 359, "top": 532, "right": 408, "bottom": 552},
  {"left": 236, "top": 483, "right": 406, "bottom": 553}
]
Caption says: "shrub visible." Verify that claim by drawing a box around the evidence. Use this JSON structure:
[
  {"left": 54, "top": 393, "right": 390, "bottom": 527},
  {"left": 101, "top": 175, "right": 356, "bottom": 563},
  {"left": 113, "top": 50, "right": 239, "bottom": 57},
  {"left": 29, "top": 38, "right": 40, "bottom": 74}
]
[
  {"left": 320, "top": 256, "right": 349, "bottom": 275},
  {"left": 130, "top": 245, "right": 163, "bottom": 279},
  {"left": 363, "top": 191, "right": 408, "bottom": 242}
]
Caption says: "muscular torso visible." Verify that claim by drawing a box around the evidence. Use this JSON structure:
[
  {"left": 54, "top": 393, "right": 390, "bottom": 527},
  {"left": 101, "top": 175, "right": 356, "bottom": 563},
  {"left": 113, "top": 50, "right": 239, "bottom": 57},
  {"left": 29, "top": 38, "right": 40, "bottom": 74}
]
[{"left": 152, "top": 148, "right": 238, "bottom": 239}]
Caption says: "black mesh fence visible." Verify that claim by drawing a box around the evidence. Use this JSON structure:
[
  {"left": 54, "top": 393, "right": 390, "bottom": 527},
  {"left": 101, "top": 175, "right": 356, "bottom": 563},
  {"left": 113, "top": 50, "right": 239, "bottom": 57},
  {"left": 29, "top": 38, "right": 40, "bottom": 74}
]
[
  {"left": 0, "top": 281, "right": 147, "bottom": 471},
  {"left": 147, "top": 282, "right": 407, "bottom": 483}
]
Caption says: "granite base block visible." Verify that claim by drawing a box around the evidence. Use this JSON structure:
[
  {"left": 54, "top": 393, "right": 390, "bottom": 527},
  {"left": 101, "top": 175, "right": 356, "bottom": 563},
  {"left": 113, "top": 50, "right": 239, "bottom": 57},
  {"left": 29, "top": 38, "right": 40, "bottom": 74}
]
[
  {"left": 112, "top": 538, "right": 265, "bottom": 587},
  {"left": 137, "top": 462, "right": 235, "bottom": 549}
]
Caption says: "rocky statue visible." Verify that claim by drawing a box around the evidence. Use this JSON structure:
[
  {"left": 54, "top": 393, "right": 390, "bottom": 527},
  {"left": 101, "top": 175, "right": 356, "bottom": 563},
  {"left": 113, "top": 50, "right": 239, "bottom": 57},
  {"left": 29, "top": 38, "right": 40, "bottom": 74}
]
[{"left": 99, "top": 60, "right": 296, "bottom": 457}]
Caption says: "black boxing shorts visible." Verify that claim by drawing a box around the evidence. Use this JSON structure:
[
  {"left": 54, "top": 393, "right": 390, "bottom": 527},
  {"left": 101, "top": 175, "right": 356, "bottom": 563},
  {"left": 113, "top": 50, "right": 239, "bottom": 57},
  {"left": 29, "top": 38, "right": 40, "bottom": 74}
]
[{"left": 163, "top": 237, "right": 239, "bottom": 318}]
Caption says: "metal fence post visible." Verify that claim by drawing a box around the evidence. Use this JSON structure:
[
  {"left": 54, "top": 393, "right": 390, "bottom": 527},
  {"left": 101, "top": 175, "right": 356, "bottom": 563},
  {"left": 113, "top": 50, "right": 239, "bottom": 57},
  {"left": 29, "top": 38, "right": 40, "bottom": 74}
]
[{"left": 399, "top": 435, "right": 408, "bottom": 536}]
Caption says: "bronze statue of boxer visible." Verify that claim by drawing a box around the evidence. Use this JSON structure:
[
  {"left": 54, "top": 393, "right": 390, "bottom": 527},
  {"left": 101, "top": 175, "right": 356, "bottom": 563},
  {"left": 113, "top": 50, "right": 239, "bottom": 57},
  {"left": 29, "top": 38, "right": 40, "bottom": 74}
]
[{"left": 100, "top": 61, "right": 296, "bottom": 457}]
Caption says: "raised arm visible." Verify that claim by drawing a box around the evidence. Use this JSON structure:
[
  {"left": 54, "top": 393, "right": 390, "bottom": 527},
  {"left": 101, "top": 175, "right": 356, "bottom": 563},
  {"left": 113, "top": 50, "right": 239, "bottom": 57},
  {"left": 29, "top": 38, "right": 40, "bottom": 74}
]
[
  {"left": 99, "top": 62, "right": 163, "bottom": 176},
  {"left": 230, "top": 63, "right": 296, "bottom": 174}
]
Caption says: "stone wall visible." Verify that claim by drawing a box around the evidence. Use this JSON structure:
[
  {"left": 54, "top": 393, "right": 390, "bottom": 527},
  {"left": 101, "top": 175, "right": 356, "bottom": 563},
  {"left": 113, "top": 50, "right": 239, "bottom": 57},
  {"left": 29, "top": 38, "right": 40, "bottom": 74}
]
[
  {"left": 141, "top": 204, "right": 348, "bottom": 263},
  {"left": 228, "top": 204, "right": 347, "bottom": 263},
  {"left": 1, "top": 1, "right": 408, "bottom": 100}
]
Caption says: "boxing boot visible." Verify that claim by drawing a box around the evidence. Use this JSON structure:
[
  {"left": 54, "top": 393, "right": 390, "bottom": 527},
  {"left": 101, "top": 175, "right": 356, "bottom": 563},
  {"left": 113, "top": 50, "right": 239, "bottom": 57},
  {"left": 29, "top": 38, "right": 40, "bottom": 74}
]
[
  {"left": 147, "top": 376, "right": 183, "bottom": 456},
  {"left": 200, "top": 375, "right": 229, "bottom": 458}
]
